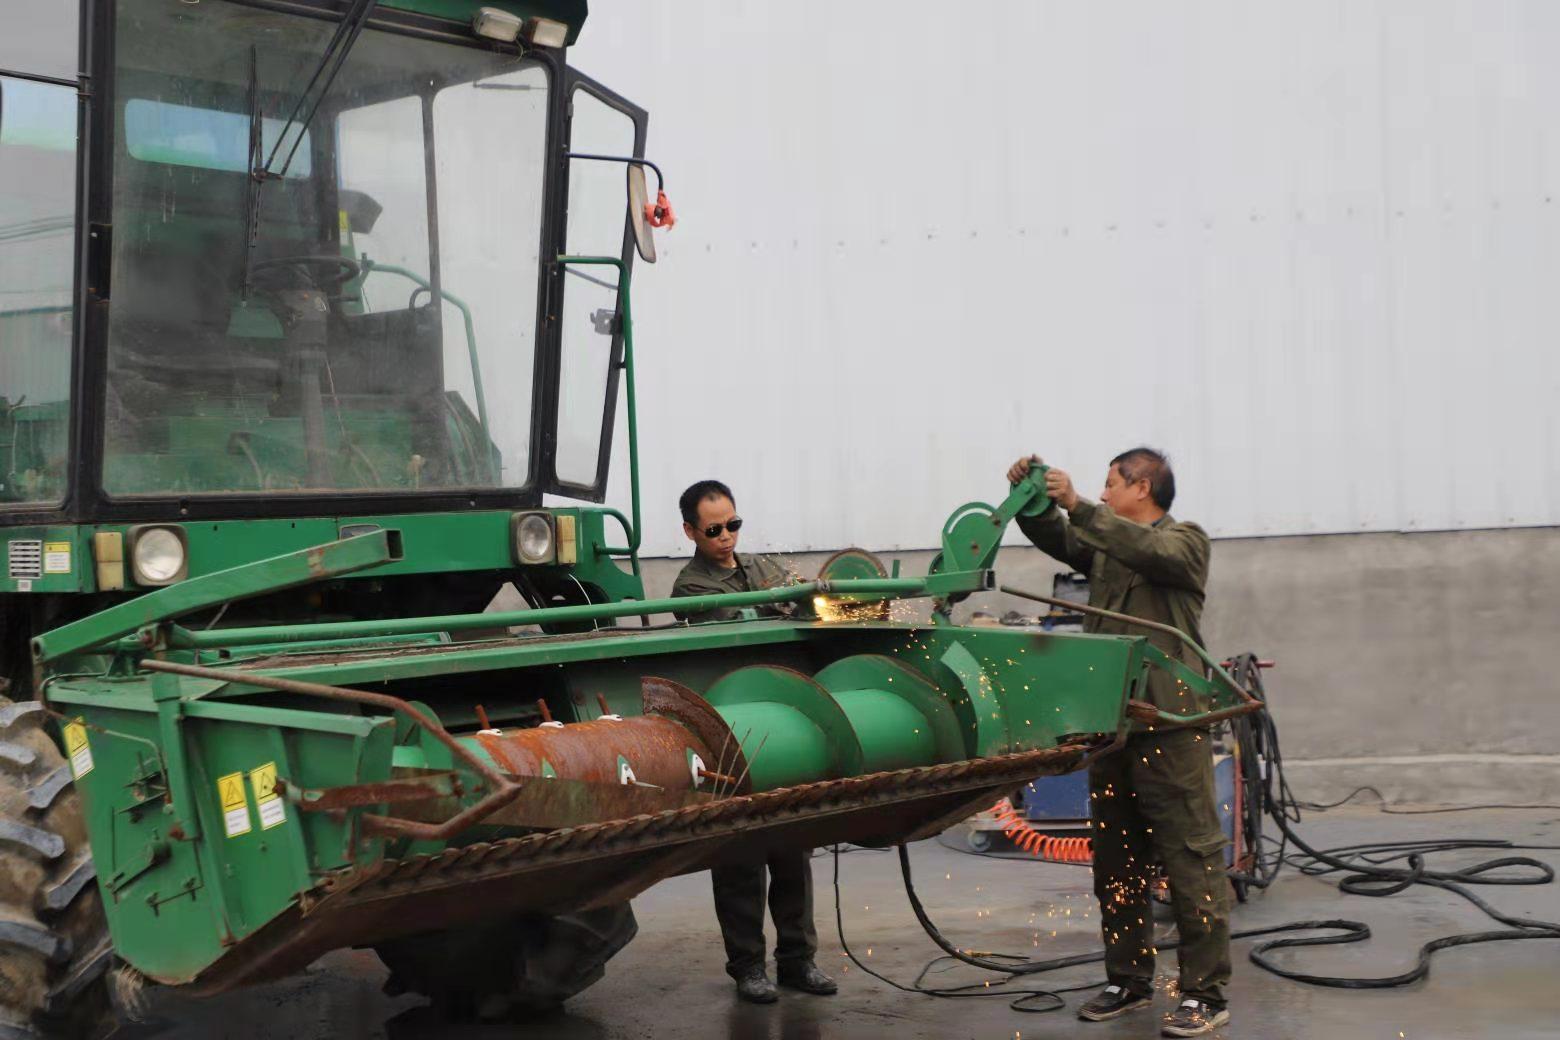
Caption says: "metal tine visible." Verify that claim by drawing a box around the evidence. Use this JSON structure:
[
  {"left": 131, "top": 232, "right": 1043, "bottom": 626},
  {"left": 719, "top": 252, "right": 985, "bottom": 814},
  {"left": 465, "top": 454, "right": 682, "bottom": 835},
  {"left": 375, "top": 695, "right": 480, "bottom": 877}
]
[
  {"left": 708, "top": 728, "right": 732, "bottom": 799},
  {"left": 718, "top": 728, "right": 753, "bottom": 800},
  {"left": 729, "top": 731, "right": 770, "bottom": 797}
]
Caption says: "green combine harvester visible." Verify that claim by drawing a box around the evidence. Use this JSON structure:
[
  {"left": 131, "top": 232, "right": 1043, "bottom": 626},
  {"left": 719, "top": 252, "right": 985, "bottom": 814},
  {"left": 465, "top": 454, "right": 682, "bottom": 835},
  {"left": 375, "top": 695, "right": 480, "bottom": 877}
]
[{"left": 0, "top": 2, "right": 1258, "bottom": 1036}]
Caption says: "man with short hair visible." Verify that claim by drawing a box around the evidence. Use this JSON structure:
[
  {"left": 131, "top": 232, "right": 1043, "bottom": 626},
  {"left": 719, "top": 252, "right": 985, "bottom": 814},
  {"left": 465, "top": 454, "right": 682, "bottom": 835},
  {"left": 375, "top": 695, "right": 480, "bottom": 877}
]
[
  {"left": 671, "top": 479, "right": 836, "bottom": 1004},
  {"left": 1006, "top": 448, "right": 1230, "bottom": 1038},
  {"left": 670, "top": 479, "right": 793, "bottom": 622}
]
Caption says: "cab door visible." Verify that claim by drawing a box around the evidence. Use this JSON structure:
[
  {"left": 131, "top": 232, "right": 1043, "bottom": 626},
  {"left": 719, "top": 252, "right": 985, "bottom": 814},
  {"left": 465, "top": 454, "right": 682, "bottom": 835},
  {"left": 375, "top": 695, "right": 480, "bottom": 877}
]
[{"left": 542, "top": 72, "right": 647, "bottom": 501}]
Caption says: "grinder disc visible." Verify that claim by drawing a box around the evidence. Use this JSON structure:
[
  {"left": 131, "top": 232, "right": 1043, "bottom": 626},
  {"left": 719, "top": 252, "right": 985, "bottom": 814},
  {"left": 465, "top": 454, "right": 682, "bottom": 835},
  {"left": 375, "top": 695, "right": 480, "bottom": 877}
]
[{"left": 815, "top": 548, "right": 891, "bottom": 620}]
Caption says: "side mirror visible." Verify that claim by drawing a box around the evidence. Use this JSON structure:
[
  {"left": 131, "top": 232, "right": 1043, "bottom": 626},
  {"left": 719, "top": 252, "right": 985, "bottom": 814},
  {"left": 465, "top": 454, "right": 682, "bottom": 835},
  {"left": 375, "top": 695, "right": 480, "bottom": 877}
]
[
  {"left": 566, "top": 153, "right": 671, "bottom": 264},
  {"left": 626, "top": 164, "right": 656, "bottom": 264},
  {"left": 338, "top": 188, "right": 383, "bottom": 235}
]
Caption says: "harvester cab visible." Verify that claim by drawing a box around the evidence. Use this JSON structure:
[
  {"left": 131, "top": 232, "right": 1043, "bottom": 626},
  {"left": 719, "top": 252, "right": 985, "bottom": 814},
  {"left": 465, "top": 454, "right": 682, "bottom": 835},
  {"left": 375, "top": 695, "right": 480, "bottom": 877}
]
[
  {"left": 0, "top": 3, "right": 1260, "bottom": 1036},
  {"left": 1, "top": 0, "right": 654, "bottom": 659}
]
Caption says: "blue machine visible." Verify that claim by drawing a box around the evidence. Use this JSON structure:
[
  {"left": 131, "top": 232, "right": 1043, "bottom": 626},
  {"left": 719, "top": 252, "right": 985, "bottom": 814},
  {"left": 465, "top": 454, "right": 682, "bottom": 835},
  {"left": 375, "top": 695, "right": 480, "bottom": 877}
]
[{"left": 1017, "top": 753, "right": 1238, "bottom": 865}]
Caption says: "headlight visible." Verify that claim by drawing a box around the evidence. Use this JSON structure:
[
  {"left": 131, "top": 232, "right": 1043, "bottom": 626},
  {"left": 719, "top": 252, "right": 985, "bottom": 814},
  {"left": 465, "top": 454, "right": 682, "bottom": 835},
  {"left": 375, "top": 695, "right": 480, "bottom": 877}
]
[
  {"left": 128, "top": 525, "right": 188, "bottom": 585},
  {"left": 512, "top": 512, "right": 556, "bottom": 565}
]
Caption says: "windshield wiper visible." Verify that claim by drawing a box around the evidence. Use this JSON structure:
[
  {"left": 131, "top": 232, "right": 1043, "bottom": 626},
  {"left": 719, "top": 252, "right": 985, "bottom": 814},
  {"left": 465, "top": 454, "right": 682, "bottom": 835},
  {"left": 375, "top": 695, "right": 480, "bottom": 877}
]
[
  {"left": 241, "top": 0, "right": 381, "bottom": 296},
  {"left": 241, "top": 43, "right": 263, "bottom": 297}
]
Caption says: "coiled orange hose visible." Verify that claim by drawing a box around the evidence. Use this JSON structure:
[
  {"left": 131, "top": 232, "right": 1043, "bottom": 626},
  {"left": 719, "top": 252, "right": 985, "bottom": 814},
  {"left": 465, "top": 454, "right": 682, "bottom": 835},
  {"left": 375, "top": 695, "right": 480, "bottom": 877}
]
[{"left": 990, "top": 797, "right": 1093, "bottom": 864}]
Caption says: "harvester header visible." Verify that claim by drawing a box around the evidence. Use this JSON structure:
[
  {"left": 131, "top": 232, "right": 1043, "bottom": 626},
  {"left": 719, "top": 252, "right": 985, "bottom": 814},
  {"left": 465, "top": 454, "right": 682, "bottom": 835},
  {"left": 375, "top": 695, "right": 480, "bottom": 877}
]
[{"left": 0, "top": 2, "right": 1259, "bottom": 1035}]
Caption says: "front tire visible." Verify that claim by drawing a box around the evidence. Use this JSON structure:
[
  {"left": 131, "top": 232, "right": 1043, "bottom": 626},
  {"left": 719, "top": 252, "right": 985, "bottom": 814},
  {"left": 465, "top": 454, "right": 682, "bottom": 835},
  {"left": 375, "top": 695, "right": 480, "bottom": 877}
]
[
  {"left": 0, "top": 700, "right": 116, "bottom": 1040},
  {"left": 376, "top": 903, "right": 637, "bottom": 1021}
]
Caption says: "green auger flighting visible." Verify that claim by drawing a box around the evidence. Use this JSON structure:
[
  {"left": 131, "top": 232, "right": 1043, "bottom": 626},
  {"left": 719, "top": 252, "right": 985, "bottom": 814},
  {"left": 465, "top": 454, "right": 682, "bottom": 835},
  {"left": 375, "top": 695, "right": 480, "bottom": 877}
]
[{"left": 0, "top": 2, "right": 1259, "bottom": 1035}]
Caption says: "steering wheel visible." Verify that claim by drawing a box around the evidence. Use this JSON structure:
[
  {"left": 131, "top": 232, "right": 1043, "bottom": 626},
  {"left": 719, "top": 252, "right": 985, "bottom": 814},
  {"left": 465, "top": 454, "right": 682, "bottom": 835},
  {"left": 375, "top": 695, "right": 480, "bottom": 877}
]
[{"left": 251, "top": 254, "right": 363, "bottom": 291}]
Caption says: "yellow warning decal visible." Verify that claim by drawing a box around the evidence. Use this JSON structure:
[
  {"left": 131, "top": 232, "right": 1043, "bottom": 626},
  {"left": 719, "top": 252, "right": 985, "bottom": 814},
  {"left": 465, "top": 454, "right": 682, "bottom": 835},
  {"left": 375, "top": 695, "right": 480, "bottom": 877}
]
[
  {"left": 63, "top": 719, "right": 92, "bottom": 778},
  {"left": 43, "top": 542, "right": 71, "bottom": 574},
  {"left": 218, "top": 771, "right": 251, "bottom": 838},
  {"left": 249, "top": 762, "right": 286, "bottom": 830}
]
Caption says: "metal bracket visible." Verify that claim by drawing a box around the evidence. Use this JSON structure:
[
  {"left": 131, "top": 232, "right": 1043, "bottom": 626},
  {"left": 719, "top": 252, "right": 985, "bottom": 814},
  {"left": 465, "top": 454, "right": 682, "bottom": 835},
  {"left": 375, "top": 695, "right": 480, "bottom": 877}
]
[
  {"left": 32, "top": 530, "right": 403, "bottom": 665},
  {"left": 105, "top": 841, "right": 169, "bottom": 896}
]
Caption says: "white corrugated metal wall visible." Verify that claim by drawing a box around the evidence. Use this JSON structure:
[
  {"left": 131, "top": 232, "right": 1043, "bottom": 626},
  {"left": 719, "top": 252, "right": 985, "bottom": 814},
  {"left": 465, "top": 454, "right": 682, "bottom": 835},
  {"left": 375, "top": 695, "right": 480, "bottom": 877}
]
[{"left": 565, "top": 1, "right": 1560, "bottom": 559}]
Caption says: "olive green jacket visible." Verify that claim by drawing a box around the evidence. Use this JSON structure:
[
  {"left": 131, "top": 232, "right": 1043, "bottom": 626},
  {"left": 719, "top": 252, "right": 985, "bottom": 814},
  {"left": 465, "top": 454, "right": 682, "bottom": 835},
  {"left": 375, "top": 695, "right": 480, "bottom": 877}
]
[
  {"left": 670, "top": 552, "right": 793, "bottom": 623},
  {"left": 1016, "top": 499, "right": 1211, "bottom": 718}
]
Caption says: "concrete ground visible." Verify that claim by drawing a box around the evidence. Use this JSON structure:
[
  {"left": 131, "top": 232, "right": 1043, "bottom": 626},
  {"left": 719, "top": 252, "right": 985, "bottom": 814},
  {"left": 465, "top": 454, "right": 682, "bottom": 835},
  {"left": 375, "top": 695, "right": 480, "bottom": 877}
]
[{"left": 122, "top": 806, "right": 1559, "bottom": 1040}]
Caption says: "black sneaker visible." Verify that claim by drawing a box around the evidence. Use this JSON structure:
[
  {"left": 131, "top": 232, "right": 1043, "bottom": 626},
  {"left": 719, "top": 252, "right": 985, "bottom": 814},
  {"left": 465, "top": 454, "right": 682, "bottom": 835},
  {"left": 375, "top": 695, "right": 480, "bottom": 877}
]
[
  {"left": 734, "top": 967, "right": 778, "bottom": 1004},
  {"left": 1161, "top": 997, "right": 1230, "bottom": 1036},
  {"left": 1078, "top": 984, "right": 1152, "bottom": 1021}
]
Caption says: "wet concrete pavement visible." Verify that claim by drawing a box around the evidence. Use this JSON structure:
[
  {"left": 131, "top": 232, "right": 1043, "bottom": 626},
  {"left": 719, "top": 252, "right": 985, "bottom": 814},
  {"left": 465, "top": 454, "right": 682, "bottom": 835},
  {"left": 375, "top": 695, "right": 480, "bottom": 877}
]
[{"left": 122, "top": 806, "right": 1559, "bottom": 1040}]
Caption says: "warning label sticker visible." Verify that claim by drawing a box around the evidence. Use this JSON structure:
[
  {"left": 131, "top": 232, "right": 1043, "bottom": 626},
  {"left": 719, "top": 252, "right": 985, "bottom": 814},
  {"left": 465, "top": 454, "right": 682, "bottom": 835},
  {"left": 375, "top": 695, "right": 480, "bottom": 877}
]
[
  {"left": 43, "top": 542, "right": 71, "bottom": 574},
  {"left": 218, "top": 772, "right": 251, "bottom": 838},
  {"left": 63, "top": 719, "right": 92, "bottom": 778},
  {"left": 249, "top": 762, "right": 286, "bottom": 830}
]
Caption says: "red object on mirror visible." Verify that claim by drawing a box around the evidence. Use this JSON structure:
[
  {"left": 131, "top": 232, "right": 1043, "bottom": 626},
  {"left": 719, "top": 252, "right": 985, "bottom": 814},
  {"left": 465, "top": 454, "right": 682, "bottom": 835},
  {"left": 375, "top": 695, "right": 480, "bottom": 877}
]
[{"left": 645, "top": 190, "right": 676, "bottom": 229}]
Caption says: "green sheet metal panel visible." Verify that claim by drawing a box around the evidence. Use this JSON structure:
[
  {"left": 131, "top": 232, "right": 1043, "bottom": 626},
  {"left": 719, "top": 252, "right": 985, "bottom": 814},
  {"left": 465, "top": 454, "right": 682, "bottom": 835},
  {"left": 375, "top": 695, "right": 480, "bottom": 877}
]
[
  {"left": 0, "top": 525, "right": 91, "bottom": 593},
  {"left": 3, "top": 507, "right": 639, "bottom": 600},
  {"left": 828, "top": 688, "right": 939, "bottom": 773},
  {"left": 883, "top": 626, "right": 1138, "bottom": 752},
  {"left": 55, "top": 689, "right": 395, "bottom": 983}
]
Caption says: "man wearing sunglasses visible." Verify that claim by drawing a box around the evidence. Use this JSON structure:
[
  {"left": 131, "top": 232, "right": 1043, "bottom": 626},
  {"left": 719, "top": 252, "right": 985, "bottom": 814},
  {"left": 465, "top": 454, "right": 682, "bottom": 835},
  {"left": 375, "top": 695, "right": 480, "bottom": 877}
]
[
  {"left": 1006, "top": 448, "right": 1228, "bottom": 1038},
  {"left": 670, "top": 479, "right": 798, "bottom": 623},
  {"left": 670, "top": 480, "right": 835, "bottom": 1004}
]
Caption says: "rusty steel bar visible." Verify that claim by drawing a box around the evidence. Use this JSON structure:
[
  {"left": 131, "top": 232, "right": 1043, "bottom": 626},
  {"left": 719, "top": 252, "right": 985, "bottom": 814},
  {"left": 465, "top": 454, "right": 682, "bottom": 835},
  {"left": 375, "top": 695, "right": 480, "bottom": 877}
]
[
  {"left": 289, "top": 773, "right": 458, "bottom": 812},
  {"left": 138, "top": 659, "right": 521, "bottom": 841}
]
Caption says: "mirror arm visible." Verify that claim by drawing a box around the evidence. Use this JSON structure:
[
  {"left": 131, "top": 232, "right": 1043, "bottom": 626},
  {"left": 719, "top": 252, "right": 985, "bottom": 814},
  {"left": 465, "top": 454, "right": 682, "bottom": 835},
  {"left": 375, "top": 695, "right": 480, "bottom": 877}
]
[{"left": 563, "top": 152, "right": 665, "bottom": 191}]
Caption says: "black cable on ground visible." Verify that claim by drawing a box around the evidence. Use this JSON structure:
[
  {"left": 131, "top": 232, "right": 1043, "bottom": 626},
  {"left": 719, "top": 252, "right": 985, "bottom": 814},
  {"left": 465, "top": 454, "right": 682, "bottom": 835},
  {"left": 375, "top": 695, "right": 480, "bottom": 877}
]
[
  {"left": 831, "top": 844, "right": 1375, "bottom": 1013},
  {"left": 1225, "top": 652, "right": 1560, "bottom": 987},
  {"left": 832, "top": 650, "right": 1560, "bottom": 1009}
]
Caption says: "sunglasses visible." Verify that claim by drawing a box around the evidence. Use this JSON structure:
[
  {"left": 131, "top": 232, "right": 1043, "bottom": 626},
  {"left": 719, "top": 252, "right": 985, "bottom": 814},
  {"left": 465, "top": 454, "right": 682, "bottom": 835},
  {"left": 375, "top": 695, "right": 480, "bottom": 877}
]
[{"left": 701, "top": 517, "right": 743, "bottom": 538}]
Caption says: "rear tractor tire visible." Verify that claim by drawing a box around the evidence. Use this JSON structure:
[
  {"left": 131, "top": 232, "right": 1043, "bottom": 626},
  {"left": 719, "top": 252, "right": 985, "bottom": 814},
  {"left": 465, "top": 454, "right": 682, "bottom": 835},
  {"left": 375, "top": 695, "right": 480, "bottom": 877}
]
[
  {"left": 376, "top": 902, "right": 637, "bottom": 1021},
  {"left": 0, "top": 700, "right": 118, "bottom": 1040}
]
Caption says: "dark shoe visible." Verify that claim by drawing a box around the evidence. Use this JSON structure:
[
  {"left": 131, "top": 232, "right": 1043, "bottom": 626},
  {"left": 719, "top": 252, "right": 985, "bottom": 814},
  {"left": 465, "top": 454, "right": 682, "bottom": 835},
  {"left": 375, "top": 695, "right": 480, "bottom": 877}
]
[
  {"left": 734, "top": 967, "right": 778, "bottom": 1004},
  {"left": 1161, "top": 998, "right": 1230, "bottom": 1037},
  {"left": 1077, "top": 984, "right": 1152, "bottom": 1022},
  {"left": 776, "top": 962, "right": 838, "bottom": 995}
]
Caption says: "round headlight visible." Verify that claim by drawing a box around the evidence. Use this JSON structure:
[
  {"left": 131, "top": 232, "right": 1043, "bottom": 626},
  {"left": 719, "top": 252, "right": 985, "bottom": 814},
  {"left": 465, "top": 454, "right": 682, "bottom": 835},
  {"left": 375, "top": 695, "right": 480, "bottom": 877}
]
[
  {"left": 132, "top": 527, "right": 186, "bottom": 585},
  {"left": 516, "top": 513, "right": 555, "bottom": 564}
]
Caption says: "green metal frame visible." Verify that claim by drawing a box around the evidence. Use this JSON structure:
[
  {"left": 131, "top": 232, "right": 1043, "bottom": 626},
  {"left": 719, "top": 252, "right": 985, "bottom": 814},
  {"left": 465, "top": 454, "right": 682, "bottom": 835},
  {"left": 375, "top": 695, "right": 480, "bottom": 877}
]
[{"left": 128, "top": 573, "right": 988, "bottom": 656}]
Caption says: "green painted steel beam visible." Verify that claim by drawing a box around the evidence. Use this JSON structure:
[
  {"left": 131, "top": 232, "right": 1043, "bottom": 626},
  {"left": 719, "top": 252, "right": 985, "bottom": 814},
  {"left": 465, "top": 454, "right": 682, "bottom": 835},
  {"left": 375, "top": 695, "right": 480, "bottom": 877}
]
[
  {"left": 33, "top": 531, "right": 402, "bottom": 664},
  {"left": 151, "top": 572, "right": 989, "bottom": 653},
  {"left": 209, "top": 619, "right": 815, "bottom": 690}
]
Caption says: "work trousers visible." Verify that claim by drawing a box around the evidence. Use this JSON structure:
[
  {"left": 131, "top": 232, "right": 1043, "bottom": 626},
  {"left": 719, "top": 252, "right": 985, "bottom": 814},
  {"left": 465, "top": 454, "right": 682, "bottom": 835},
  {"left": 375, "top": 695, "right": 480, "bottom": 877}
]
[
  {"left": 710, "top": 849, "right": 818, "bottom": 979},
  {"left": 1088, "top": 727, "right": 1231, "bottom": 1007}
]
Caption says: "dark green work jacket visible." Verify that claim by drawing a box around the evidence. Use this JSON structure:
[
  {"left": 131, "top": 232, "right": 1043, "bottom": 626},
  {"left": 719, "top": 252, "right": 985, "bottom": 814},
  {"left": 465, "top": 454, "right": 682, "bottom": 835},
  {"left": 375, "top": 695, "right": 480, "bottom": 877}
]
[
  {"left": 671, "top": 552, "right": 792, "bottom": 623},
  {"left": 1016, "top": 500, "right": 1211, "bottom": 719}
]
